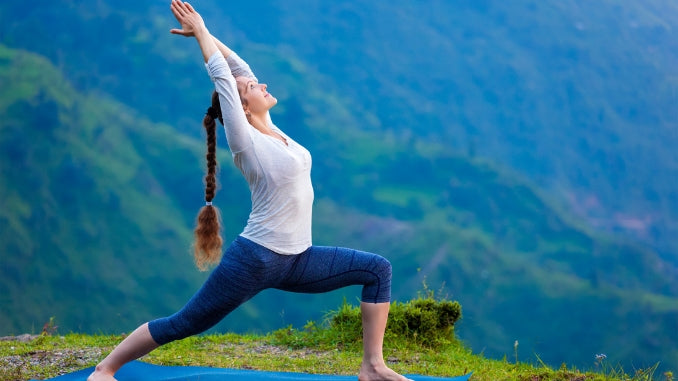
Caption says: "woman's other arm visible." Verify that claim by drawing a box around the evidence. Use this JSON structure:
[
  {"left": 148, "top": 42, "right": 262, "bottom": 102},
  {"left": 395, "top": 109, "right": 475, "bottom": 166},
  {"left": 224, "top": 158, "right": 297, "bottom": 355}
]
[
  {"left": 211, "top": 36, "right": 257, "bottom": 80},
  {"left": 211, "top": 36, "right": 233, "bottom": 59},
  {"left": 206, "top": 54, "right": 253, "bottom": 153},
  {"left": 211, "top": 37, "right": 272, "bottom": 127}
]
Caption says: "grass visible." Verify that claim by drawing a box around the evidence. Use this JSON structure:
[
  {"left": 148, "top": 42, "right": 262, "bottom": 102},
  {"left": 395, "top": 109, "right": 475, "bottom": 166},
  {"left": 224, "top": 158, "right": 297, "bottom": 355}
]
[{"left": 0, "top": 294, "right": 671, "bottom": 381}]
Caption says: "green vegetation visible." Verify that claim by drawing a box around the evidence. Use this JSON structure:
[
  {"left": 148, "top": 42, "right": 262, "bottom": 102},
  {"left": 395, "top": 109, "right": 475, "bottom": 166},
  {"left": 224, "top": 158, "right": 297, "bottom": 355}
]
[
  {"left": 1, "top": 0, "right": 678, "bottom": 375},
  {"left": 1, "top": 40, "right": 678, "bottom": 374},
  {"left": 0, "top": 295, "right": 670, "bottom": 381},
  {"left": 271, "top": 290, "right": 461, "bottom": 350}
]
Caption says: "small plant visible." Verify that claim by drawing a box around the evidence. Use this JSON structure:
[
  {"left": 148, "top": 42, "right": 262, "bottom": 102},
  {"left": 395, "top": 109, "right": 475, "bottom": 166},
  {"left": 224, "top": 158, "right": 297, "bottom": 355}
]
[
  {"left": 594, "top": 353, "right": 607, "bottom": 369},
  {"left": 632, "top": 363, "right": 659, "bottom": 381},
  {"left": 591, "top": 353, "right": 664, "bottom": 381},
  {"left": 41, "top": 317, "right": 58, "bottom": 336}
]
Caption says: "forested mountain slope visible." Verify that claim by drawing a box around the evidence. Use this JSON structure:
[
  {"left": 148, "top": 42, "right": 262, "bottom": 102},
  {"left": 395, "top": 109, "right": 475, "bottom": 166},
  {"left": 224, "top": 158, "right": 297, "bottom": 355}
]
[
  {"left": 1, "top": 0, "right": 677, "bottom": 373},
  {"left": 3, "top": 0, "right": 677, "bottom": 256}
]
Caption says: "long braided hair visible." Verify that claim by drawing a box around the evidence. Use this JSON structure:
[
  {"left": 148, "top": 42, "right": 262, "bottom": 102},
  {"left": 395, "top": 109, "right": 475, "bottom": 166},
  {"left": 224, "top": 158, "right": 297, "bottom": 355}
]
[{"left": 193, "top": 91, "right": 223, "bottom": 271}]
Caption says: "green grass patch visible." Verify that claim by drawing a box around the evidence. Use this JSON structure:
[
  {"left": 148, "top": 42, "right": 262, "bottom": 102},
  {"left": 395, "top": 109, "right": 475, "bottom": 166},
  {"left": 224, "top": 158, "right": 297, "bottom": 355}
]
[{"left": 0, "top": 295, "right": 669, "bottom": 381}]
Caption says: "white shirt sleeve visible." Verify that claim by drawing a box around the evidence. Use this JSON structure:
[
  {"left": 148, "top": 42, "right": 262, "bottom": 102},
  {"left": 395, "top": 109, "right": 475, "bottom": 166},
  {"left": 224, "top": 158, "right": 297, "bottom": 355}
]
[
  {"left": 226, "top": 52, "right": 257, "bottom": 80},
  {"left": 225, "top": 51, "right": 276, "bottom": 129},
  {"left": 205, "top": 51, "right": 253, "bottom": 154}
]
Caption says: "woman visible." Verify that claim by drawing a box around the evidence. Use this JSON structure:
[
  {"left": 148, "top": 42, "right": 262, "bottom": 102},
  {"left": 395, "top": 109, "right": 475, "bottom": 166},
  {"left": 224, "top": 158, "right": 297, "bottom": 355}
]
[{"left": 88, "top": 2, "right": 411, "bottom": 380}]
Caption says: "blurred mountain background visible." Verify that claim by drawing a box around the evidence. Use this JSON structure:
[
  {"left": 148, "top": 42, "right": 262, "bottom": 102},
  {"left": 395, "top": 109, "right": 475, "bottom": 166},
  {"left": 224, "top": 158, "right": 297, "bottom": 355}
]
[{"left": 1, "top": 0, "right": 677, "bottom": 373}]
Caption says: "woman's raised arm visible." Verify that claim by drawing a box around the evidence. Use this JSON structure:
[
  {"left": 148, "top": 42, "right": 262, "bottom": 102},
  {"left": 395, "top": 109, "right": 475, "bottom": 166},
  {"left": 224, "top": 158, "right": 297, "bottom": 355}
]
[
  {"left": 170, "top": 0, "right": 255, "bottom": 79},
  {"left": 170, "top": 0, "right": 259, "bottom": 153},
  {"left": 170, "top": 0, "right": 217, "bottom": 62}
]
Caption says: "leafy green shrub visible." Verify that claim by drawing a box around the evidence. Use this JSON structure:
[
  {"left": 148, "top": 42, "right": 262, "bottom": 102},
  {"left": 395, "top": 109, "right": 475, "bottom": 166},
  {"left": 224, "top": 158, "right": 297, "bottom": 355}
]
[
  {"left": 270, "top": 291, "right": 461, "bottom": 350},
  {"left": 375, "top": 293, "right": 461, "bottom": 348}
]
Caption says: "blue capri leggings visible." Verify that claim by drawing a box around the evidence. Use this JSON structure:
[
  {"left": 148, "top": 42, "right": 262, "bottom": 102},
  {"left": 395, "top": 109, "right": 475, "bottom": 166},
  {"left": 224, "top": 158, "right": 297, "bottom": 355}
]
[{"left": 148, "top": 235, "right": 392, "bottom": 345}]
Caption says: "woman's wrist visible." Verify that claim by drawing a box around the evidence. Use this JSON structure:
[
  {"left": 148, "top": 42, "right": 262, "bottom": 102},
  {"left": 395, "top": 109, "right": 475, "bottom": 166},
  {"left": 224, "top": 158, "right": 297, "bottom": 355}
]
[
  {"left": 195, "top": 27, "right": 219, "bottom": 62},
  {"left": 194, "top": 26, "right": 211, "bottom": 41}
]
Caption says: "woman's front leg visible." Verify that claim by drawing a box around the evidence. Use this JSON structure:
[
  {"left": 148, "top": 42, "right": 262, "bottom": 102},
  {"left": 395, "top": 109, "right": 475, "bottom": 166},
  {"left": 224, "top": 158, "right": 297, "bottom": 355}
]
[{"left": 359, "top": 302, "right": 413, "bottom": 381}]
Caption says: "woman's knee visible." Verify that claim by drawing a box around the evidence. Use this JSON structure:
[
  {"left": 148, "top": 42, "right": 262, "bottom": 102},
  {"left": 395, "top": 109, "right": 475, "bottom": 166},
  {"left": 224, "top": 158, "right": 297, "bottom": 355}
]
[
  {"left": 147, "top": 310, "right": 216, "bottom": 345},
  {"left": 373, "top": 255, "right": 392, "bottom": 281},
  {"left": 361, "top": 254, "right": 392, "bottom": 303}
]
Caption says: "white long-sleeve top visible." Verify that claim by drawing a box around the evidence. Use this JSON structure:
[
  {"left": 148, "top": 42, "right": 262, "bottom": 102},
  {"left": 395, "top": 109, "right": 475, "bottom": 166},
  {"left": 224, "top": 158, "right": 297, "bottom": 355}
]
[{"left": 206, "top": 51, "right": 314, "bottom": 254}]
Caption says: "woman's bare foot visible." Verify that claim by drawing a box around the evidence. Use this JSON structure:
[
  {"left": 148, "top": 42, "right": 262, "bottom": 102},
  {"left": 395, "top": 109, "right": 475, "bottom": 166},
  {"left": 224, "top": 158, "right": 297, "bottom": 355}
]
[
  {"left": 86, "top": 365, "right": 117, "bottom": 381},
  {"left": 359, "top": 361, "right": 413, "bottom": 381}
]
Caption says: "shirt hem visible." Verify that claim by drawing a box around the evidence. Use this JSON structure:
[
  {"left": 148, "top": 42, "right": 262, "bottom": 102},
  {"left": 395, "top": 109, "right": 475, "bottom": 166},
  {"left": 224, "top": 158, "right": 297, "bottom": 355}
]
[{"left": 239, "top": 233, "right": 311, "bottom": 255}]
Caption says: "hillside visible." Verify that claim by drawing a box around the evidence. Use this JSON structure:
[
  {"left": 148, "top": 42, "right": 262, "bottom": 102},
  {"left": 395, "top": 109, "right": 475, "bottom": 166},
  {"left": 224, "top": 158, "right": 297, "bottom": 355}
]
[
  {"left": 1, "top": 0, "right": 678, "bottom": 374},
  {"left": 0, "top": 44, "right": 209, "bottom": 332},
  {"left": 2, "top": 0, "right": 677, "bottom": 257},
  {"left": 219, "top": 0, "right": 678, "bottom": 257},
  {"left": 2, "top": 45, "right": 677, "bottom": 373},
  {"left": 1, "top": 297, "right": 663, "bottom": 381}
]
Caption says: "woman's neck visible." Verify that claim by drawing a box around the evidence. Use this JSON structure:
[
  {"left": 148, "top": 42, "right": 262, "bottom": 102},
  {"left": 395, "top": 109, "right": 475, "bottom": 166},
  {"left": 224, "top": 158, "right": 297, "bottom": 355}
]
[
  {"left": 248, "top": 113, "right": 271, "bottom": 134},
  {"left": 248, "top": 112, "right": 286, "bottom": 145}
]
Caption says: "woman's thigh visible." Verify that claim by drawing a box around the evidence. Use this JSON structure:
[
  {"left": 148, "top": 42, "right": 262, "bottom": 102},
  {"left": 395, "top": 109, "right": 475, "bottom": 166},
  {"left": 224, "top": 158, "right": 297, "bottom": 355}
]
[
  {"left": 276, "top": 245, "right": 392, "bottom": 303},
  {"left": 148, "top": 238, "right": 273, "bottom": 344}
]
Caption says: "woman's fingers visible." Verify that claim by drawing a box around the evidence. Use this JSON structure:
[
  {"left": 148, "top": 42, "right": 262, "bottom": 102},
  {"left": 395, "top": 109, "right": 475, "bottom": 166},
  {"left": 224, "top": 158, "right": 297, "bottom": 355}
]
[
  {"left": 169, "top": 0, "right": 201, "bottom": 37},
  {"left": 171, "top": 0, "right": 188, "bottom": 18},
  {"left": 170, "top": 2, "right": 188, "bottom": 36},
  {"left": 170, "top": 2, "right": 183, "bottom": 20},
  {"left": 174, "top": 0, "right": 194, "bottom": 17}
]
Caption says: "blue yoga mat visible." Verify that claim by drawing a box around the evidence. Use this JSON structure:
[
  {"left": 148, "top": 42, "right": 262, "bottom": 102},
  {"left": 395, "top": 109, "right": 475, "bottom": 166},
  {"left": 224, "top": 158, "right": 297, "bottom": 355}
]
[{"left": 36, "top": 360, "right": 471, "bottom": 380}]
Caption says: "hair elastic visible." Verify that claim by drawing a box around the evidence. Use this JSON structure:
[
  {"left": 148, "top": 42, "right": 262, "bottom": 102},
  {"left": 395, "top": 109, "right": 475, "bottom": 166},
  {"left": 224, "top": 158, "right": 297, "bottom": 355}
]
[
  {"left": 205, "top": 201, "right": 213, "bottom": 206},
  {"left": 206, "top": 106, "right": 220, "bottom": 120}
]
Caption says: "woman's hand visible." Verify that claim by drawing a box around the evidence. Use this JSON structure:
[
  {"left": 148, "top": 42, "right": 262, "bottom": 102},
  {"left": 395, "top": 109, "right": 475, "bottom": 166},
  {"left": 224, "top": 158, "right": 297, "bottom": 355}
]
[
  {"left": 170, "top": 0, "right": 207, "bottom": 38},
  {"left": 169, "top": 0, "right": 218, "bottom": 62}
]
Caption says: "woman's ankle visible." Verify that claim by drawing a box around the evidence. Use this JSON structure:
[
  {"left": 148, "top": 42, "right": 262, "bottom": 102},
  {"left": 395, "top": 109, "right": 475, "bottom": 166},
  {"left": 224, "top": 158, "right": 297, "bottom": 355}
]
[
  {"left": 87, "top": 364, "right": 117, "bottom": 381},
  {"left": 362, "top": 355, "right": 386, "bottom": 368},
  {"left": 94, "top": 363, "right": 115, "bottom": 376}
]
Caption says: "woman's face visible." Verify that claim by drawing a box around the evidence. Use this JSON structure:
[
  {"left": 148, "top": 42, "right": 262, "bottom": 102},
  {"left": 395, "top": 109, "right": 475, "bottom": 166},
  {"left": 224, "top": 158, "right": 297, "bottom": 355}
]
[{"left": 236, "top": 76, "right": 277, "bottom": 115}]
